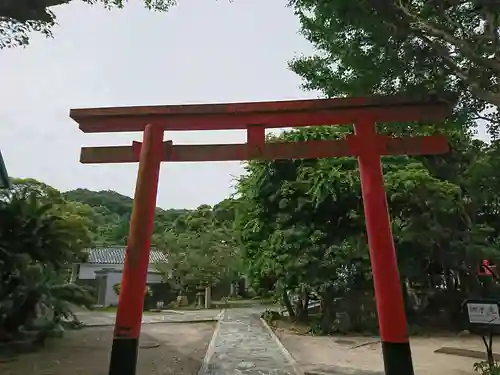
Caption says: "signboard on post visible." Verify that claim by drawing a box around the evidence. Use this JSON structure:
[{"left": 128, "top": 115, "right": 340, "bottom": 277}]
[{"left": 465, "top": 299, "right": 500, "bottom": 335}]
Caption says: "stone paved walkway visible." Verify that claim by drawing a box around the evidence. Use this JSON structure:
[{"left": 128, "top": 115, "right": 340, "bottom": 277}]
[{"left": 199, "top": 309, "right": 301, "bottom": 375}]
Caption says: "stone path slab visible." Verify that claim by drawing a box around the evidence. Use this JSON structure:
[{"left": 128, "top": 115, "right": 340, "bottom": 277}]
[
  {"left": 199, "top": 309, "right": 301, "bottom": 375},
  {"left": 76, "top": 309, "right": 222, "bottom": 326},
  {"left": 302, "top": 365, "right": 383, "bottom": 375}
]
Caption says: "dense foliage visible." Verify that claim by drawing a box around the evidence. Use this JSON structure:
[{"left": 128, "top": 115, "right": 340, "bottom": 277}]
[
  {"left": 236, "top": 125, "right": 500, "bottom": 333},
  {"left": 229, "top": 0, "right": 500, "bottom": 335},
  {"left": 152, "top": 200, "right": 243, "bottom": 293},
  {"left": 0, "top": 179, "right": 94, "bottom": 346},
  {"left": 288, "top": 0, "right": 500, "bottom": 135}
]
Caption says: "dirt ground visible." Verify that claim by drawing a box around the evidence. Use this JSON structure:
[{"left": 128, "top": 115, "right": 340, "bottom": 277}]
[
  {"left": 0, "top": 322, "right": 215, "bottom": 375},
  {"left": 276, "top": 329, "right": 488, "bottom": 375}
]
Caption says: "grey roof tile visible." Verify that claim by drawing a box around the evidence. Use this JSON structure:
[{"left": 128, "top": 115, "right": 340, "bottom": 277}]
[{"left": 84, "top": 246, "right": 167, "bottom": 264}]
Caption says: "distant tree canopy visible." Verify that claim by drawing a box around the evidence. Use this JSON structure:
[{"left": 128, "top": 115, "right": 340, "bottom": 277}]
[
  {"left": 63, "top": 188, "right": 188, "bottom": 245},
  {"left": 153, "top": 200, "right": 243, "bottom": 291}
]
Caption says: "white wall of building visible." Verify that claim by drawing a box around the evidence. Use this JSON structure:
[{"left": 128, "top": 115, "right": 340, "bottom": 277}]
[
  {"left": 78, "top": 263, "right": 162, "bottom": 280},
  {"left": 101, "top": 271, "right": 163, "bottom": 306}
]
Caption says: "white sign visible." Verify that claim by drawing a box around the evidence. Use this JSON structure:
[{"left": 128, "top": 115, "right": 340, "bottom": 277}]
[{"left": 467, "top": 302, "right": 500, "bottom": 325}]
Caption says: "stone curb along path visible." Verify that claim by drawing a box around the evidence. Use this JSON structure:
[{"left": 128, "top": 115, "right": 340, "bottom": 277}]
[{"left": 198, "top": 309, "right": 304, "bottom": 375}]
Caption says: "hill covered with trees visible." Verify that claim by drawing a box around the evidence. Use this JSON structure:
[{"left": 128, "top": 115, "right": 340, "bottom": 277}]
[{"left": 63, "top": 188, "right": 189, "bottom": 246}]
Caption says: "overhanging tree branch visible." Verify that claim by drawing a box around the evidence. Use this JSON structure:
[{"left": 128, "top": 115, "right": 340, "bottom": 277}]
[
  {"left": 395, "top": 0, "right": 500, "bottom": 73},
  {"left": 0, "top": 0, "right": 68, "bottom": 22},
  {"left": 418, "top": 32, "right": 500, "bottom": 107}
]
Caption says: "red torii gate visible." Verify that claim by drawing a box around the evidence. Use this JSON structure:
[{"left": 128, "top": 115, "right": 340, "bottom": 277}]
[{"left": 70, "top": 95, "right": 452, "bottom": 375}]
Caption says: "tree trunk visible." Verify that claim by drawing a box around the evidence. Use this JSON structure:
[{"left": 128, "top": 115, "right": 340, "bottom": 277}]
[
  {"left": 229, "top": 282, "right": 236, "bottom": 298},
  {"left": 238, "top": 278, "right": 246, "bottom": 298},
  {"left": 296, "top": 291, "right": 310, "bottom": 322},
  {"left": 282, "top": 290, "right": 295, "bottom": 319},
  {"left": 303, "top": 293, "right": 310, "bottom": 319},
  {"left": 445, "top": 268, "right": 455, "bottom": 291},
  {"left": 401, "top": 279, "right": 411, "bottom": 315},
  {"left": 3, "top": 290, "right": 40, "bottom": 334},
  {"left": 320, "top": 297, "right": 335, "bottom": 334},
  {"left": 318, "top": 288, "right": 337, "bottom": 334}
]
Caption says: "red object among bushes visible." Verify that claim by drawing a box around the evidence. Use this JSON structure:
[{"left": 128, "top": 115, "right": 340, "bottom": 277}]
[{"left": 479, "top": 260, "right": 497, "bottom": 277}]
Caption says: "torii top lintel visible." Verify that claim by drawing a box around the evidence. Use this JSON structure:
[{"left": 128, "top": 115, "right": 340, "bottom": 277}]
[{"left": 70, "top": 94, "right": 453, "bottom": 133}]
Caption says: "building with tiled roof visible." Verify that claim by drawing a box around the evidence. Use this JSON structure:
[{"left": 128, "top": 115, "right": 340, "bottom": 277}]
[
  {"left": 73, "top": 246, "right": 167, "bottom": 280},
  {"left": 72, "top": 246, "right": 169, "bottom": 307},
  {"left": 84, "top": 246, "right": 168, "bottom": 265}
]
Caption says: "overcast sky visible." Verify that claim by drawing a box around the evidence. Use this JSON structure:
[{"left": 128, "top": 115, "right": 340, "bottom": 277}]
[
  {"left": 0, "top": 0, "right": 319, "bottom": 209},
  {"left": 0, "top": 0, "right": 489, "bottom": 209}
]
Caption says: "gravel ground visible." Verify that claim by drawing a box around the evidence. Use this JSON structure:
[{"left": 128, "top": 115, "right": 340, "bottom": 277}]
[
  {"left": 276, "top": 330, "right": 479, "bottom": 375},
  {"left": 0, "top": 322, "right": 215, "bottom": 375}
]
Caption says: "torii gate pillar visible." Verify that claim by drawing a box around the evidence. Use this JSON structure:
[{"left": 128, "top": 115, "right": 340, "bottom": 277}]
[
  {"left": 355, "top": 118, "right": 412, "bottom": 374},
  {"left": 107, "top": 124, "right": 164, "bottom": 374}
]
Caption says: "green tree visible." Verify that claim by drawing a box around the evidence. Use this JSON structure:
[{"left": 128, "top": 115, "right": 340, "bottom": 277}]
[
  {"left": 236, "top": 126, "right": 370, "bottom": 328},
  {"left": 0, "top": 0, "right": 177, "bottom": 48},
  {"left": 7, "top": 179, "right": 95, "bottom": 250},
  {"left": 277, "top": 0, "right": 500, "bottom": 330},
  {"left": 289, "top": 0, "right": 500, "bottom": 134},
  {"left": 0, "top": 179, "right": 93, "bottom": 339},
  {"left": 155, "top": 204, "right": 242, "bottom": 293},
  {"left": 465, "top": 140, "right": 500, "bottom": 241},
  {"left": 8, "top": 177, "right": 61, "bottom": 202},
  {"left": 236, "top": 125, "right": 499, "bottom": 332}
]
